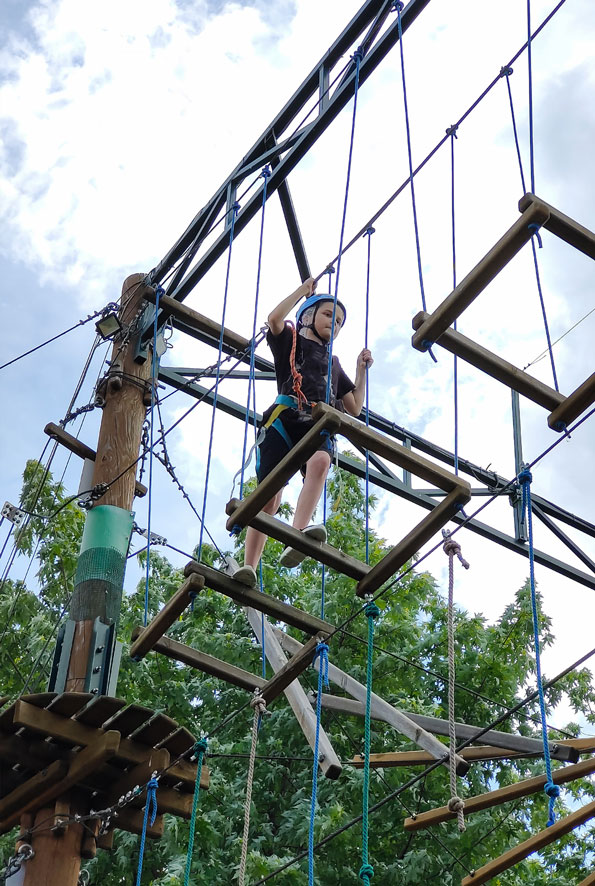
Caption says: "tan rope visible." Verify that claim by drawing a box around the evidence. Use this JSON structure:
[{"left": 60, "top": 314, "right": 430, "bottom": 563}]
[
  {"left": 443, "top": 529, "right": 470, "bottom": 832},
  {"left": 238, "top": 692, "right": 268, "bottom": 885}
]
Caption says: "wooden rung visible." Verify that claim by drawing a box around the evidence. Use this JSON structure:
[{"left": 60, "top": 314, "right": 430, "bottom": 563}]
[
  {"left": 144, "top": 288, "right": 251, "bottom": 355},
  {"left": 0, "top": 759, "right": 68, "bottom": 819},
  {"left": 411, "top": 197, "right": 551, "bottom": 351},
  {"left": 44, "top": 423, "right": 147, "bottom": 498},
  {"left": 224, "top": 410, "right": 343, "bottom": 532},
  {"left": 227, "top": 502, "right": 370, "bottom": 581},
  {"left": 132, "top": 627, "right": 266, "bottom": 693},
  {"left": 412, "top": 311, "right": 565, "bottom": 412},
  {"left": 404, "top": 754, "right": 595, "bottom": 831},
  {"left": 184, "top": 561, "right": 334, "bottom": 636},
  {"left": 356, "top": 487, "right": 469, "bottom": 596},
  {"left": 260, "top": 634, "right": 328, "bottom": 704},
  {"left": 129, "top": 573, "right": 204, "bottom": 660},
  {"left": 461, "top": 798, "right": 595, "bottom": 886},
  {"left": 350, "top": 747, "right": 538, "bottom": 767},
  {"left": 103, "top": 748, "right": 169, "bottom": 808},
  {"left": 315, "top": 693, "right": 579, "bottom": 762},
  {"left": 548, "top": 372, "right": 595, "bottom": 431},
  {"left": 312, "top": 402, "right": 471, "bottom": 494},
  {"left": 519, "top": 193, "right": 595, "bottom": 260}
]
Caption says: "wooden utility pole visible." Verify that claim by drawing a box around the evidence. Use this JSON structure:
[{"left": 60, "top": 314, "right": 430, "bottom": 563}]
[{"left": 19, "top": 273, "right": 155, "bottom": 886}]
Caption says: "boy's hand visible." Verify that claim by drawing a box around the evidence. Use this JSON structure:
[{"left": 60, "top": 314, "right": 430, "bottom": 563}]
[
  {"left": 357, "top": 348, "right": 374, "bottom": 373},
  {"left": 298, "top": 277, "right": 317, "bottom": 299}
]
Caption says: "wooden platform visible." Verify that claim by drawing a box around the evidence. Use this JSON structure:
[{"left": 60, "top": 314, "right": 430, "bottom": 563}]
[
  {"left": 225, "top": 402, "right": 471, "bottom": 596},
  {"left": 0, "top": 693, "right": 208, "bottom": 845},
  {"left": 410, "top": 194, "right": 595, "bottom": 433}
]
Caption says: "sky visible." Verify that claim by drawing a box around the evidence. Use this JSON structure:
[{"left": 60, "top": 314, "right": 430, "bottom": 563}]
[{"left": 1, "top": 0, "right": 595, "bottom": 733}]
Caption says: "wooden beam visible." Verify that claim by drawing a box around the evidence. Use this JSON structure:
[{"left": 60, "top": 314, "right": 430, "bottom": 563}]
[
  {"left": 352, "top": 747, "right": 528, "bottom": 767},
  {"left": 312, "top": 402, "right": 471, "bottom": 494},
  {"left": 404, "top": 754, "right": 595, "bottom": 831},
  {"left": 184, "top": 561, "right": 334, "bottom": 636},
  {"left": 228, "top": 503, "right": 370, "bottom": 581},
  {"left": 144, "top": 288, "right": 251, "bottom": 354},
  {"left": 519, "top": 193, "right": 595, "bottom": 260},
  {"left": 245, "top": 608, "right": 342, "bottom": 780},
  {"left": 412, "top": 311, "right": 565, "bottom": 412},
  {"left": 461, "top": 798, "right": 595, "bottom": 886},
  {"left": 260, "top": 634, "right": 328, "bottom": 704},
  {"left": 276, "top": 630, "right": 468, "bottom": 775},
  {"left": 103, "top": 748, "right": 170, "bottom": 809},
  {"left": 411, "top": 198, "right": 551, "bottom": 350},
  {"left": 356, "top": 487, "right": 470, "bottom": 595},
  {"left": 313, "top": 693, "right": 579, "bottom": 763},
  {"left": 132, "top": 627, "right": 266, "bottom": 693},
  {"left": 224, "top": 410, "right": 342, "bottom": 532},
  {"left": 577, "top": 872, "right": 595, "bottom": 886},
  {"left": 548, "top": 372, "right": 595, "bottom": 431},
  {"left": 44, "top": 423, "right": 147, "bottom": 498},
  {"left": 115, "top": 807, "right": 164, "bottom": 839},
  {"left": 0, "top": 759, "right": 68, "bottom": 819},
  {"left": 129, "top": 573, "right": 204, "bottom": 660}
]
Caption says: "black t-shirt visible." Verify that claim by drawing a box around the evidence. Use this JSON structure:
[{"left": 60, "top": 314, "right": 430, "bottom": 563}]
[{"left": 264, "top": 324, "right": 354, "bottom": 423}]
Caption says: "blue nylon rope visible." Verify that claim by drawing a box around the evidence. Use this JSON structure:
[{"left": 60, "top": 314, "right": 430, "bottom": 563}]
[
  {"left": 308, "top": 642, "right": 330, "bottom": 886},
  {"left": 326, "top": 48, "right": 363, "bottom": 404},
  {"left": 519, "top": 467, "right": 559, "bottom": 826},
  {"left": 197, "top": 202, "right": 240, "bottom": 561},
  {"left": 240, "top": 166, "right": 271, "bottom": 498},
  {"left": 144, "top": 285, "right": 162, "bottom": 626},
  {"left": 258, "top": 561, "right": 266, "bottom": 680},
  {"left": 449, "top": 129, "right": 460, "bottom": 476},
  {"left": 364, "top": 227, "right": 374, "bottom": 563},
  {"left": 135, "top": 777, "right": 158, "bottom": 886},
  {"left": 360, "top": 601, "right": 380, "bottom": 885},
  {"left": 527, "top": 0, "right": 535, "bottom": 194},
  {"left": 502, "top": 69, "right": 559, "bottom": 392}
]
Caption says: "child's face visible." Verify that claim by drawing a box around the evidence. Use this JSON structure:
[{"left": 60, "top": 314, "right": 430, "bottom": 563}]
[{"left": 314, "top": 303, "right": 345, "bottom": 341}]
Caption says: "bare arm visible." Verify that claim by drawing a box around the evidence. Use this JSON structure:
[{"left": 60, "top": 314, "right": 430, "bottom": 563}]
[
  {"left": 267, "top": 277, "right": 316, "bottom": 335},
  {"left": 342, "top": 349, "right": 374, "bottom": 416}
]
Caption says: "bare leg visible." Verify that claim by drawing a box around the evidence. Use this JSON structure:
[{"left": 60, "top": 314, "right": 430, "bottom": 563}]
[
  {"left": 244, "top": 490, "right": 283, "bottom": 569},
  {"left": 293, "top": 450, "right": 331, "bottom": 530}
]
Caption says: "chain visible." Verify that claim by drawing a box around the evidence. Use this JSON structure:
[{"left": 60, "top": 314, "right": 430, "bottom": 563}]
[{"left": 0, "top": 844, "right": 34, "bottom": 882}]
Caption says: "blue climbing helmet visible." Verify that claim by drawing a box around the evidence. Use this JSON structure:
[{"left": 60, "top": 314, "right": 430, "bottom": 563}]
[{"left": 295, "top": 294, "right": 347, "bottom": 336}]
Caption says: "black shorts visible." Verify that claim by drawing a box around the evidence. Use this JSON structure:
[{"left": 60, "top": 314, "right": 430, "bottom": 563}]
[{"left": 256, "top": 412, "right": 336, "bottom": 483}]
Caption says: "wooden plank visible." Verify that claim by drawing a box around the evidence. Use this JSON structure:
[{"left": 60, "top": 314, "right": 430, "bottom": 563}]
[
  {"left": 404, "top": 754, "right": 595, "bottom": 831},
  {"left": 461, "top": 798, "right": 595, "bottom": 886},
  {"left": 115, "top": 807, "right": 164, "bottom": 839},
  {"left": 129, "top": 573, "right": 205, "bottom": 661},
  {"left": 578, "top": 872, "right": 595, "bottom": 886},
  {"left": 260, "top": 634, "right": 328, "bottom": 704},
  {"left": 103, "top": 748, "right": 169, "bottom": 807},
  {"left": 314, "top": 693, "right": 579, "bottom": 763},
  {"left": 356, "top": 487, "right": 470, "bottom": 595},
  {"left": 246, "top": 608, "right": 342, "bottom": 780},
  {"left": 130, "top": 713, "right": 179, "bottom": 747},
  {"left": 412, "top": 311, "right": 565, "bottom": 412},
  {"left": 277, "top": 630, "right": 468, "bottom": 775},
  {"left": 144, "top": 288, "right": 251, "bottom": 355},
  {"left": 548, "top": 372, "right": 595, "bottom": 431},
  {"left": 102, "top": 704, "right": 154, "bottom": 737},
  {"left": 351, "top": 747, "right": 540, "bottom": 767},
  {"left": 229, "top": 503, "right": 370, "bottom": 580},
  {"left": 132, "top": 627, "right": 266, "bottom": 692},
  {"left": 519, "top": 193, "right": 595, "bottom": 260},
  {"left": 0, "top": 733, "right": 64, "bottom": 771},
  {"left": 81, "top": 817, "right": 100, "bottom": 860},
  {"left": 12, "top": 701, "right": 197, "bottom": 787},
  {"left": 75, "top": 696, "right": 127, "bottom": 728},
  {"left": 313, "top": 402, "right": 472, "bottom": 495},
  {"left": 0, "top": 702, "right": 18, "bottom": 734},
  {"left": 0, "top": 730, "right": 121, "bottom": 834},
  {"left": 0, "top": 759, "right": 68, "bottom": 819},
  {"left": 96, "top": 830, "right": 115, "bottom": 851},
  {"left": 411, "top": 198, "right": 551, "bottom": 350},
  {"left": 184, "top": 561, "right": 334, "bottom": 636},
  {"left": 44, "top": 423, "right": 147, "bottom": 498},
  {"left": 46, "top": 692, "right": 95, "bottom": 717},
  {"left": 224, "top": 410, "right": 343, "bottom": 532},
  {"left": 157, "top": 726, "right": 195, "bottom": 758}
]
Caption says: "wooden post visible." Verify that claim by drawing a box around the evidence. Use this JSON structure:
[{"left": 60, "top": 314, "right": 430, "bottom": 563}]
[{"left": 20, "top": 803, "right": 85, "bottom": 886}]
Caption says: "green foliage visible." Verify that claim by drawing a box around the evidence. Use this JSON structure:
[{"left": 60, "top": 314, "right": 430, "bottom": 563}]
[{"left": 1, "top": 460, "right": 595, "bottom": 884}]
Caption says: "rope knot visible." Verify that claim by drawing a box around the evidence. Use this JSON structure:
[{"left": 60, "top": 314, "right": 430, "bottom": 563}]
[
  {"left": 315, "top": 641, "right": 330, "bottom": 689},
  {"left": 193, "top": 738, "right": 208, "bottom": 757},
  {"left": 359, "top": 862, "right": 375, "bottom": 880},
  {"left": 352, "top": 48, "right": 363, "bottom": 63},
  {"left": 518, "top": 467, "right": 532, "bottom": 486},
  {"left": 447, "top": 796, "right": 465, "bottom": 813},
  {"left": 442, "top": 534, "right": 470, "bottom": 569},
  {"left": 230, "top": 523, "right": 242, "bottom": 537},
  {"left": 250, "top": 694, "right": 267, "bottom": 716},
  {"left": 544, "top": 782, "right": 560, "bottom": 799},
  {"left": 261, "top": 165, "right": 271, "bottom": 178},
  {"left": 446, "top": 124, "right": 458, "bottom": 138},
  {"left": 391, "top": 1, "right": 404, "bottom": 11},
  {"left": 528, "top": 221, "right": 543, "bottom": 248},
  {"left": 364, "top": 601, "right": 380, "bottom": 619},
  {"left": 364, "top": 226, "right": 376, "bottom": 237},
  {"left": 500, "top": 65, "right": 514, "bottom": 77}
]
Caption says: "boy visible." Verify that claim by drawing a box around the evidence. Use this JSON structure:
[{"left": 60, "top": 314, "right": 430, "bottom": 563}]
[{"left": 233, "top": 277, "right": 373, "bottom": 587}]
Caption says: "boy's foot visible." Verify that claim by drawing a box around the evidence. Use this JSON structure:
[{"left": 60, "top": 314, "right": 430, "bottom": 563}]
[
  {"left": 233, "top": 565, "right": 257, "bottom": 588},
  {"left": 279, "top": 524, "right": 327, "bottom": 568}
]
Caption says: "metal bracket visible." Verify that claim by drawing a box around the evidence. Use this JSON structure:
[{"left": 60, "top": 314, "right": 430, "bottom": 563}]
[
  {"left": 48, "top": 620, "right": 76, "bottom": 693},
  {"left": 1, "top": 502, "right": 26, "bottom": 527},
  {"left": 85, "top": 618, "right": 121, "bottom": 696}
]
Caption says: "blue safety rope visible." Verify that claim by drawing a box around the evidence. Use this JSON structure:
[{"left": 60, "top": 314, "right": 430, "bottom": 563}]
[
  {"left": 144, "top": 285, "right": 162, "bottom": 625},
  {"left": 326, "top": 48, "right": 363, "bottom": 404},
  {"left": 135, "top": 777, "right": 159, "bottom": 886},
  {"left": 258, "top": 561, "right": 266, "bottom": 680},
  {"left": 448, "top": 127, "right": 460, "bottom": 476},
  {"left": 360, "top": 601, "right": 380, "bottom": 885},
  {"left": 519, "top": 467, "right": 559, "bottom": 826},
  {"left": 364, "top": 227, "right": 374, "bottom": 562},
  {"left": 240, "top": 166, "right": 271, "bottom": 498},
  {"left": 502, "top": 68, "right": 559, "bottom": 393},
  {"left": 198, "top": 202, "right": 240, "bottom": 560},
  {"left": 308, "top": 642, "right": 330, "bottom": 886},
  {"left": 527, "top": 0, "right": 535, "bottom": 195},
  {"left": 183, "top": 738, "right": 208, "bottom": 886}
]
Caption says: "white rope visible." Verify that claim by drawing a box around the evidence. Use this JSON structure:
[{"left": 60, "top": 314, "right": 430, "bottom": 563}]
[
  {"left": 443, "top": 529, "right": 469, "bottom": 833},
  {"left": 238, "top": 692, "right": 268, "bottom": 885}
]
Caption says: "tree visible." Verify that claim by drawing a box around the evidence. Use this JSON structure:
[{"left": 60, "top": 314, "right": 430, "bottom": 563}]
[{"left": 1, "top": 458, "right": 595, "bottom": 884}]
